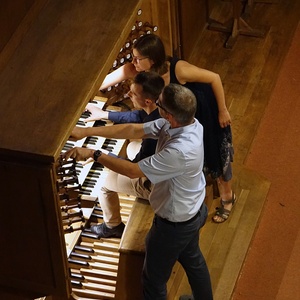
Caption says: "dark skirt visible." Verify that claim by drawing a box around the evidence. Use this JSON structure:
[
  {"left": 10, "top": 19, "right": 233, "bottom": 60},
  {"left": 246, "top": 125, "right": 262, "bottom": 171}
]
[{"left": 184, "top": 82, "right": 234, "bottom": 181}]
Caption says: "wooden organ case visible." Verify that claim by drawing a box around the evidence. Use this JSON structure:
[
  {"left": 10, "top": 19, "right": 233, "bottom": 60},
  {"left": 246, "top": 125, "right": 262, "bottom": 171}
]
[{"left": 0, "top": 0, "right": 178, "bottom": 299}]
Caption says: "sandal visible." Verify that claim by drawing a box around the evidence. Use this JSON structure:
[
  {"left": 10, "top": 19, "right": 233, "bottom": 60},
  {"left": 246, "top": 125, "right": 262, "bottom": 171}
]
[{"left": 212, "top": 192, "right": 236, "bottom": 223}]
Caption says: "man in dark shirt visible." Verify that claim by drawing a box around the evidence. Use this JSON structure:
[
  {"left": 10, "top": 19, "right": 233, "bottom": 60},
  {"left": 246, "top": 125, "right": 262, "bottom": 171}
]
[{"left": 71, "top": 72, "right": 164, "bottom": 238}]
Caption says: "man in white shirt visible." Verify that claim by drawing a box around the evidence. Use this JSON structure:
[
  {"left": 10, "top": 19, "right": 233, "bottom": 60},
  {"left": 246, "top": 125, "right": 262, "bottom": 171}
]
[{"left": 64, "top": 83, "right": 213, "bottom": 300}]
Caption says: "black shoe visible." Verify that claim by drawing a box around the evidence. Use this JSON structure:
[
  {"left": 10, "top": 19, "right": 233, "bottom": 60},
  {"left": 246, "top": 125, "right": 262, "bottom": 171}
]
[
  {"left": 90, "top": 222, "right": 125, "bottom": 238},
  {"left": 179, "top": 296, "right": 194, "bottom": 300}
]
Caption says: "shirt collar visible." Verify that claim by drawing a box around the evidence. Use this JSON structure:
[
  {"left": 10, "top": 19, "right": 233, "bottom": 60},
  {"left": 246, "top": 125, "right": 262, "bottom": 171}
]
[{"left": 166, "top": 119, "right": 197, "bottom": 137}]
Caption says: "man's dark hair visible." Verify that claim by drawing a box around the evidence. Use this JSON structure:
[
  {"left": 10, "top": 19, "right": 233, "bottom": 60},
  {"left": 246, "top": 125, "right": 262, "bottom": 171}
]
[{"left": 134, "top": 72, "right": 164, "bottom": 101}]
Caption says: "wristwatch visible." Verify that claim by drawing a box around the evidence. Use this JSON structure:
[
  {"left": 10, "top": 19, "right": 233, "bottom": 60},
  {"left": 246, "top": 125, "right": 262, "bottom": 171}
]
[{"left": 93, "top": 150, "right": 102, "bottom": 162}]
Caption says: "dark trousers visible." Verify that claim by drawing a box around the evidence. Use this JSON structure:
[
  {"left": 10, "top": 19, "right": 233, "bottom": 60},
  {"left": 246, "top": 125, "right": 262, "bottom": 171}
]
[{"left": 142, "top": 203, "right": 213, "bottom": 300}]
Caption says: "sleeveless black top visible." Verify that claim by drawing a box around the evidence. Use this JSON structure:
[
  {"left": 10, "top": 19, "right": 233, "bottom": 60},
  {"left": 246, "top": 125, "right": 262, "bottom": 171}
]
[{"left": 169, "top": 57, "right": 234, "bottom": 180}]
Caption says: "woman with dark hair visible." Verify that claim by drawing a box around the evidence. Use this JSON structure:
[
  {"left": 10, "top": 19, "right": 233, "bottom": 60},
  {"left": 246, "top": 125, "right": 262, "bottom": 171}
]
[{"left": 99, "top": 33, "right": 236, "bottom": 223}]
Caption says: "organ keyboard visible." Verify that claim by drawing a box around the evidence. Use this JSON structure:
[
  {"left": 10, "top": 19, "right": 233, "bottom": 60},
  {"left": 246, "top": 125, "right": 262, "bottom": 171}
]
[
  {"left": 56, "top": 94, "right": 142, "bottom": 299},
  {"left": 54, "top": 95, "right": 130, "bottom": 297},
  {"left": 60, "top": 97, "right": 125, "bottom": 197}
]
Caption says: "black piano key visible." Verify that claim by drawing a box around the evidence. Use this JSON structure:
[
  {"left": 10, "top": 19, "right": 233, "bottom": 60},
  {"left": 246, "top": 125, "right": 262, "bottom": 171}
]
[
  {"left": 68, "top": 258, "right": 89, "bottom": 267},
  {"left": 80, "top": 188, "right": 93, "bottom": 195},
  {"left": 85, "top": 137, "right": 98, "bottom": 145},
  {"left": 92, "top": 165, "right": 104, "bottom": 171},
  {"left": 81, "top": 111, "right": 91, "bottom": 119},
  {"left": 82, "top": 182, "right": 95, "bottom": 188},
  {"left": 71, "top": 280, "right": 82, "bottom": 287},
  {"left": 70, "top": 251, "right": 91, "bottom": 260},
  {"left": 64, "top": 141, "right": 76, "bottom": 148},
  {"left": 76, "top": 120, "right": 85, "bottom": 126},
  {"left": 95, "top": 120, "right": 107, "bottom": 127},
  {"left": 85, "top": 172, "right": 101, "bottom": 179},
  {"left": 102, "top": 145, "right": 114, "bottom": 151},
  {"left": 94, "top": 206, "right": 103, "bottom": 212},
  {"left": 105, "top": 138, "right": 117, "bottom": 145},
  {"left": 81, "top": 231, "right": 99, "bottom": 239},
  {"left": 84, "top": 178, "right": 97, "bottom": 183},
  {"left": 91, "top": 213, "right": 103, "bottom": 219},
  {"left": 70, "top": 273, "right": 85, "bottom": 281},
  {"left": 74, "top": 245, "right": 95, "bottom": 253},
  {"left": 85, "top": 174, "right": 101, "bottom": 180}
]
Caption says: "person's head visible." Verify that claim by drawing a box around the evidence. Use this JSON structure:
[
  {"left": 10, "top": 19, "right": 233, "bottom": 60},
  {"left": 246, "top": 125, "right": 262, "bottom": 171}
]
[
  {"left": 127, "top": 72, "right": 164, "bottom": 110},
  {"left": 157, "top": 84, "right": 197, "bottom": 125},
  {"left": 132, "top": 34, "right": 168, "bottom": 75}
]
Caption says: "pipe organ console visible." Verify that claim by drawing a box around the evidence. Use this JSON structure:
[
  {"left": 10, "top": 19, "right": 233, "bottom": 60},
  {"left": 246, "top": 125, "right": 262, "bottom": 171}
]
[{"left": 0, "top": 0, "right": 171, "bottom": 299}]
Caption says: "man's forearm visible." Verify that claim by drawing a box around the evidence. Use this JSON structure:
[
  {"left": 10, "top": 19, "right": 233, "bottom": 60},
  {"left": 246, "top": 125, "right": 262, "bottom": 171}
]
[
  {"left": 63, "top": 146, "right": 144, "bottom": 179},
  {"left": 84, "top": 123, "right": 145, "bottom": 140},
  {"left": 94, "top": 151, "right": 144, "bottom": 179}
]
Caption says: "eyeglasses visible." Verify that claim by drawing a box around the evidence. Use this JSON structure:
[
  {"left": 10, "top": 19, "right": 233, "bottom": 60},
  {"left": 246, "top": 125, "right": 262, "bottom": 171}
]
[
  {"left": 131, "top": 54, "right": 149, "bottom": 63},
  {"left": 156, "top": 99, "right": 171, "bottom": 114}
]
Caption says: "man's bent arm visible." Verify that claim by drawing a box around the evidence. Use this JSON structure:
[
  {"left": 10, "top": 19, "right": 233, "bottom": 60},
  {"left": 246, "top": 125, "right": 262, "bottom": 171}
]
[
  {"left": 97, "top": 152, "right": 145, "bottom": 179},
  {"left": 63, "top": 147, "right": 145, "bottom": 179},
  {"left": 71, "top": 122, "right": 146, "bottom": 141}
]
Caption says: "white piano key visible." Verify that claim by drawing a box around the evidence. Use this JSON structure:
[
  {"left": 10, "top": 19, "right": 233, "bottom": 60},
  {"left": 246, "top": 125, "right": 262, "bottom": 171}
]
[{"left": 61, "top": 99, "right": 106, "bottom": 154}]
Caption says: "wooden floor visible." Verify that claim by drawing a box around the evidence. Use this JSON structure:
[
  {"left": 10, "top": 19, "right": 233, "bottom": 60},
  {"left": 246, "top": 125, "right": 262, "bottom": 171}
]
[{"left": 173, "top": 1, "right": 300, "bottom": 299}]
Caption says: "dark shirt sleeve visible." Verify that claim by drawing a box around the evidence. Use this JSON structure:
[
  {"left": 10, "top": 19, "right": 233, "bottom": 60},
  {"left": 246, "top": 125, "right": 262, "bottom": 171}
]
[
  {"left": 132, "top": 108, "right": 161, "bottom": 162},
  {"left": 108, "top": 108, "right": 161, "bottom": 163},
  {"left": 132, "top": 138, "right": 158, "bottom": 162},
  {"left": 108, "top": 110, "right": 143, "bottom": 123}
]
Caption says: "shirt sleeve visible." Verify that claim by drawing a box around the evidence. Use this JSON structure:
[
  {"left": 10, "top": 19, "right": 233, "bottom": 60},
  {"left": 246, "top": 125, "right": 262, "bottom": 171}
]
[
  {"left": 108, "top": 110, "right": 143, "bottom": 123},
  {"left": 138, "top": 146, "right": 185, "bottom": 184},
  {"left": 142, "top": 118, "right": 166, "bottom": 138}
]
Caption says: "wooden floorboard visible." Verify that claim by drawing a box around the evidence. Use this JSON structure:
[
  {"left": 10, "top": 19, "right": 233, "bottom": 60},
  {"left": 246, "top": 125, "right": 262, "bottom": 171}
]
[{"left": 173, "top": 0, "right": 300, "bottom": 299}]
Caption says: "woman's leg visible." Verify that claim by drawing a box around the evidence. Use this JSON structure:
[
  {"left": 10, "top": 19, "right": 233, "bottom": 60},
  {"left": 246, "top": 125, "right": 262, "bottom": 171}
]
[{"left": 213, "top": 176, "right": 235, "bottom": 223}]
